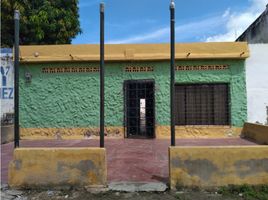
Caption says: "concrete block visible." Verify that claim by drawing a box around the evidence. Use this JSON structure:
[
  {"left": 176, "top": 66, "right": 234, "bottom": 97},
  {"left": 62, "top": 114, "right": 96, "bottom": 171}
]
[
  {"left": 242, "top": 123, "right": 268, "bottom": 144},
  {"left": 108, "top": 182, "right": 167, "bottom": 192}
]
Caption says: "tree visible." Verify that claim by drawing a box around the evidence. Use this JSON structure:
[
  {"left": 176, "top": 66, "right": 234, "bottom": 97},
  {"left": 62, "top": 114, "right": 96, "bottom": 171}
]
[{"left": 1, "top": 0, "right": 82, "bottom": 47}]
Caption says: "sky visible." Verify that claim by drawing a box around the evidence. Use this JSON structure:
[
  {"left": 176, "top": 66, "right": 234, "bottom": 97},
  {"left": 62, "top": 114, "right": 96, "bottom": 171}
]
[{"left": 72, "top": 0, "right": 268, "bottom": 44}]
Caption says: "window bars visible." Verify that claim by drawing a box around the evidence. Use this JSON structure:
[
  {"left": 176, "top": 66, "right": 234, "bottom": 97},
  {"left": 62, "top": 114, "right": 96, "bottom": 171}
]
[{"left": 174, "top": 84, "right": 230, "bottom": 126}]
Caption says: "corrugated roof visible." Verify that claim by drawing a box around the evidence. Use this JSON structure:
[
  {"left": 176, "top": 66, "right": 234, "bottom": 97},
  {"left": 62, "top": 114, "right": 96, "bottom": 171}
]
[{"left": 19, "top": 42, "right": 249, "bottom": 63}]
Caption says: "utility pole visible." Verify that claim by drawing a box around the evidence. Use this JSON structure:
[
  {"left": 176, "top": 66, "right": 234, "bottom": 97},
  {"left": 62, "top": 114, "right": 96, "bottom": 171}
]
[
  {"left": 100, "top": 2, "right": 105, "bottom": 148},
  {"left": 14, "top": 10, "right": 20, "bottom": 148},
  {"left": 170, "top": 0, "right": 176, "bottom": 146}
]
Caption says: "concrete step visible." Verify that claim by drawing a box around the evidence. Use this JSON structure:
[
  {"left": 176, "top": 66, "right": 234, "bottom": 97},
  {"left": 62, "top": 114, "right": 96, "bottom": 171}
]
[{"left": 108, "top": 182, "right": 167, "bottom": 192}]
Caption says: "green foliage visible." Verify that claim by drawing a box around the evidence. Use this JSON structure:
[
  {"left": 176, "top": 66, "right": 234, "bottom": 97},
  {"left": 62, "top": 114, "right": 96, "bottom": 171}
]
[
  {"left": 218, "top": 184, "right": 268, "bottom": 200},
  {"left": 1, "top": 0, "right": 81, "bottom": 47}
]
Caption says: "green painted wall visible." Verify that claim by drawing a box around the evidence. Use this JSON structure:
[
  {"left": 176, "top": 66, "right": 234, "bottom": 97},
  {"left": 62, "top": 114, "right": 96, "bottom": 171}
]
[{"left": 19, "top": 59, "right": 247, "bottom": 128}]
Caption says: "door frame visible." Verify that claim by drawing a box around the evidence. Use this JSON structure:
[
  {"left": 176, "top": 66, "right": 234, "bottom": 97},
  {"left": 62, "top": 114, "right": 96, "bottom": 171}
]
[{"left": 123, "top": 79, "right": 156, "bottom": 139}]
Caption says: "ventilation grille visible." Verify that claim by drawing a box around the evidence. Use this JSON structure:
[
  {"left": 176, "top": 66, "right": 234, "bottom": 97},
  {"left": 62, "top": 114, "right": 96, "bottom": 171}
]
[
  {"left": 176, "top": 65, "right": 229, "bottom": 71},
  {"left": 125, "top": 66, "right": 154, "bottom": 72},
  {"left": 42, "top": 67, "right": 99, "bottom": 73}
]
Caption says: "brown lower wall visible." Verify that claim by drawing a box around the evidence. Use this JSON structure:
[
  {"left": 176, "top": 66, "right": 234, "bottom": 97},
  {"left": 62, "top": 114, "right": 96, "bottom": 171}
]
[
  {"left": 20, "top": 125, "right": 242, "bottom": 139},
  {"left": 241, "top": 123, "right": 268, "bottom": 144},
  {"left": 8, "top": 148, "right": 107, "bottom": 188},
  {"left": 169, "top": 146, "right": 268, "bottom": 189}
]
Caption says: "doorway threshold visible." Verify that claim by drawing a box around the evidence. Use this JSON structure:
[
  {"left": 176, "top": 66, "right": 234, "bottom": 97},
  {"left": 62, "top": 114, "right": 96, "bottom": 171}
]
[{"left": 108, "top": 182, "right": 167, "bottom": 192}]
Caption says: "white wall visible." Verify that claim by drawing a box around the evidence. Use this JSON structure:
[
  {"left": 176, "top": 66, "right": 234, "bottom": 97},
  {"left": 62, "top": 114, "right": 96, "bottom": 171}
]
[
  {"left": 246, "top": 44, "right": 268, "bottom": 124},
  {"left": 0, "top": 52, "right": 14, "bottom": 120}
]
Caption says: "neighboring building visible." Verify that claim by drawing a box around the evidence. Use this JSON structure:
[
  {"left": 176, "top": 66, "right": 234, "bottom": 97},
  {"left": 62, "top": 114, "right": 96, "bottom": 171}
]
[
  {"left": 0, "top": 48, "right": 14, "bottom": 124},
  {"left": 236, "top": 5, "right": 268, "bottom": 43},
  {"left": 246, "top": 44, "right": 268, "bottom": 125},
  {"left": 18, "top": 42, "right": 249, "bottom": 139},
  {"left": 236, "top": 4, "right": 268, "bottom": 125}
]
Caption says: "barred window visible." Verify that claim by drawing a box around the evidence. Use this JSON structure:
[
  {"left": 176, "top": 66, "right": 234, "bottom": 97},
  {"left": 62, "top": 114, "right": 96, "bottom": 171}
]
[{"left": 175, "top": 84, "right": 230, "bottom": 125}]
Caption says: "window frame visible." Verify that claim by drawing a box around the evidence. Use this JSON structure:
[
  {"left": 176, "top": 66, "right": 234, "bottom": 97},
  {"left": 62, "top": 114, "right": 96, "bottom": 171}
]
[{"left": 174, "top": 83, "right": 231, "bottom": 126}]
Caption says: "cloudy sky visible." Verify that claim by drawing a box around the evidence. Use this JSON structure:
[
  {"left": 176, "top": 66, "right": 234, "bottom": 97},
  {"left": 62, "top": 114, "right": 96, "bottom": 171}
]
[{"left": 72, "top": 0, "right": 267, "bottom": 44}]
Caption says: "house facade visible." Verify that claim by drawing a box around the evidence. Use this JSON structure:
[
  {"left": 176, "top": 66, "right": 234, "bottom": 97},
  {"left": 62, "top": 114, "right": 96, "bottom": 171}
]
[{"left": 18, "top": 42, "right": 249, "bottom": 139}]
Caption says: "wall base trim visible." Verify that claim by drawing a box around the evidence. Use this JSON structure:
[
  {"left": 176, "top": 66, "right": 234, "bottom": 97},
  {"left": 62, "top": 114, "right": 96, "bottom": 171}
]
[{"left": 20, "top": 125, "right": 242, "bottom": 140}]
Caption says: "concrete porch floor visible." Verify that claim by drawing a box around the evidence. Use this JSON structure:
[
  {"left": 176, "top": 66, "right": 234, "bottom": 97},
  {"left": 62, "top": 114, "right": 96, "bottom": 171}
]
[{"left": 1, "top": 138, "right": 259, "bottom": 185}]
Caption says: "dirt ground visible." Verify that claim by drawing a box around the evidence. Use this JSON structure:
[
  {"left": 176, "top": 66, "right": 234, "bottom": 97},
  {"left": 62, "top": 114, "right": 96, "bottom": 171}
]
[
  {"left": 18, "top": 190, "right": 247, "bottom": 200},
  {"left": 2, "top": 185, "right": 268, "bottom": 200}
]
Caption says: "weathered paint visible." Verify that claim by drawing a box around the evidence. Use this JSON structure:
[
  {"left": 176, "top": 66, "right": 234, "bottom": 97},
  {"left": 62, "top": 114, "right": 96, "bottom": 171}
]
[
  {"left": 20, "top": 126, "right": 242, "bottom": 139},
  {"left": 8, "top": 148, "right": 107, "bottom": 188},
  {"left": 20, "top": 127, "right": 124, "bottom": 139},
  {"left": 242, "top": 123, "right": 268, "bottom": 144},
  {"left": 157, "top": 126, "right": 242, "bottom": 138},
  {"left": 19, "top": 59, "right": 247, "bottom": 137},
  {"left": 169, "top": 146, "right": 268, "bottom": 189}
]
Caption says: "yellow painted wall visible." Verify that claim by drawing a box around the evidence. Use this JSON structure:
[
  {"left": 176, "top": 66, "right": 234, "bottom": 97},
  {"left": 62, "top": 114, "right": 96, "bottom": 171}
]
[
  {"left": 20, "top": 127, "right": 124, "bottom": 140},
  {"left": 19, "top": 42, "right": 249, "bottom": 62},
  {"left": 242, "top": 123, "right": 268, "bottom": 144},
  {"left": 8, "top": 148, "right": 107, "bottom": 188},
  {"left": 169, "top": 146, "right": 268, "bottom": 189},
  {"left": 20, "top": 125, "right": 242, "bottom": 140},
  {"left": 157, "top": 126, "right": 242, "bottom": 138}
]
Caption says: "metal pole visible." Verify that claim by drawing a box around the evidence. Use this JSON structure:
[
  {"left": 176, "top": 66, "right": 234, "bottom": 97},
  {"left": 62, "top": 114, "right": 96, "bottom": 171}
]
[
  {"left": 14, "top": 10, "right": 20, "bottom": 148},
  {"left": 100, "top": 3, "right": 105, "bottom": 148},
  {"left": 170, "top": 1, "right": 176, "bottom": 146}
]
